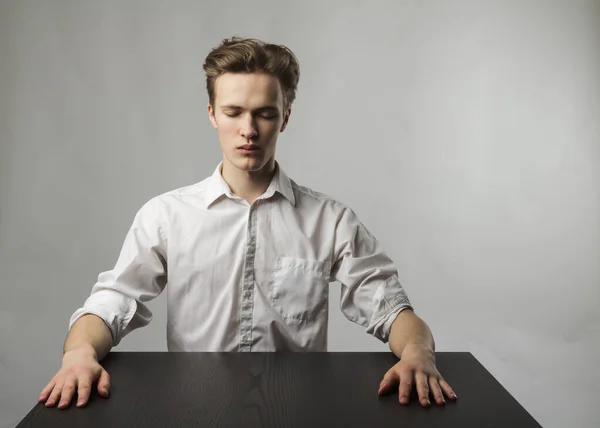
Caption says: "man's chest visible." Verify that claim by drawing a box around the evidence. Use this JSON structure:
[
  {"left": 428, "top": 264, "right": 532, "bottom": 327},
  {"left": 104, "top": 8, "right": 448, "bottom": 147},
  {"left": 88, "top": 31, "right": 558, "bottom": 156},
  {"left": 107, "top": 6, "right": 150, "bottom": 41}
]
[{"left": 163, "top": 201, "right": 336, "bottom": 320}]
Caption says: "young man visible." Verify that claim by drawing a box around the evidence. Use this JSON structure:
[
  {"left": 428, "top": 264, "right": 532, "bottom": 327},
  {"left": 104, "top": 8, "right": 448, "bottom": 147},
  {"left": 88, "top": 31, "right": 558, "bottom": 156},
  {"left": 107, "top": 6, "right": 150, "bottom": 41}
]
[{"left": 39, "top": 37, "right": 456, "bottom": 410}]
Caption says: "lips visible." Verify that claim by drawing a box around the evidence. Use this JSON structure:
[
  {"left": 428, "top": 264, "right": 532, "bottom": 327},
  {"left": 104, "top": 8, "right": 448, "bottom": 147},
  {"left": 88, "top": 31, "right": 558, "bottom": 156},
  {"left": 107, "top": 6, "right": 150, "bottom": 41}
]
[{"left": 238, "top": 145, "right": 260, "bottom": 151}]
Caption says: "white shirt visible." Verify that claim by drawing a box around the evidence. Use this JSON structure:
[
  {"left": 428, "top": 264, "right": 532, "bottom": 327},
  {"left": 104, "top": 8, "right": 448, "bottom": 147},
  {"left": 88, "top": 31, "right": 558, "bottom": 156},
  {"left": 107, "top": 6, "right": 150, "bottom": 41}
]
[{"left": 69, "top": 162, "right": 413, "bottom": 351}]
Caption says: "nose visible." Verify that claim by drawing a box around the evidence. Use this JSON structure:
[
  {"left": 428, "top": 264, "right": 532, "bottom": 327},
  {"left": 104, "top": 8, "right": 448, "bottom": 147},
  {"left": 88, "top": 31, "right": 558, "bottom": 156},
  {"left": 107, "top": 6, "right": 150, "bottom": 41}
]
[{"left": 240, "top": 116, "right": 258, "bottom": 140}]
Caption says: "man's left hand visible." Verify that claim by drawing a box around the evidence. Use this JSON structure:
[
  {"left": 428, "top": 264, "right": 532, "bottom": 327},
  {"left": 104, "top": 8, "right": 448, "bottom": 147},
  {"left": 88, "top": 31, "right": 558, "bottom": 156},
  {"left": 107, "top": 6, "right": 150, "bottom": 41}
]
[{"left": 378, "top": 344, "right": 457, "bottom": 406}]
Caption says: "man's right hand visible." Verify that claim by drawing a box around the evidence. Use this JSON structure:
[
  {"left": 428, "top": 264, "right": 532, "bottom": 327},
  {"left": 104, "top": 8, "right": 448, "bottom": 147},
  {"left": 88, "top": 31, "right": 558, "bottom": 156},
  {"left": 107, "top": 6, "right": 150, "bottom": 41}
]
[{"left": 38, "top": 346, "right": 111, "bottom": 409}]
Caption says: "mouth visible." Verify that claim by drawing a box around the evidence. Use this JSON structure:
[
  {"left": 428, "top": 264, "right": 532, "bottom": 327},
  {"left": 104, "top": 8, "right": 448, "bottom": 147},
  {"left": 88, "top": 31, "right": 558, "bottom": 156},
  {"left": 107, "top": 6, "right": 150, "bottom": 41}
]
[{"left": 237, "top": 145, "right": 260, "bottom": 154}]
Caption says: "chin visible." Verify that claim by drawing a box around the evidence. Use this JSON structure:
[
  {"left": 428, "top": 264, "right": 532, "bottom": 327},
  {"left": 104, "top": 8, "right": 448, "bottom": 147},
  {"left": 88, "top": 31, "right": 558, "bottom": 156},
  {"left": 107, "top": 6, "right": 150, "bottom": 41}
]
[{"left": 230, "top": 155, "right": 269, "bottom": 172}]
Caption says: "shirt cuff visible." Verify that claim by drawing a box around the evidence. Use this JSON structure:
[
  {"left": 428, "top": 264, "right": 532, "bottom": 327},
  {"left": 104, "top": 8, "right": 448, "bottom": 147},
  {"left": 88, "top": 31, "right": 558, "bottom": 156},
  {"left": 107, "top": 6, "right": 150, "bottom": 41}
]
[
  {"left": 68, "top": 289, "right": 138, "bottom": 347},
  {"left": 365, "top": 275, "right": 413, "bottom": 343}
]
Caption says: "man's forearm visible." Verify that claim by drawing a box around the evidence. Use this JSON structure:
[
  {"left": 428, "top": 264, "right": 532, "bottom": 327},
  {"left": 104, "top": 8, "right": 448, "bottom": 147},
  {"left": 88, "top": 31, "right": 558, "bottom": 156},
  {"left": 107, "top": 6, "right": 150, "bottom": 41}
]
[
  {"left": 63, "top": 314, "right": 113, "bottom": 361},
  {"left": 388, "top": 309, "right": 435, "bottom": 359}
]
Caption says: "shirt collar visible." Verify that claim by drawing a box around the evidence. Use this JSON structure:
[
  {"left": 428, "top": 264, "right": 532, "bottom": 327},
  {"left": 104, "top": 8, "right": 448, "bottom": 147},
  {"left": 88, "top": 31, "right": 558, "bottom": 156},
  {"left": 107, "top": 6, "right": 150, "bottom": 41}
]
[{"left": 204, "top": 161, "right": 295, "bottom": 208}]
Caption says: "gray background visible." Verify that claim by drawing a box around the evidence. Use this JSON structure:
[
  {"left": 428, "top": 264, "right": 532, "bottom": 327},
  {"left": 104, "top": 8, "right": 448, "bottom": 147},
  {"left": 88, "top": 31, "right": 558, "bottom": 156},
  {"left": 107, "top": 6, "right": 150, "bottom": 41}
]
[{"left": 1, "top": 1, "right": 599, "bottom": 427}]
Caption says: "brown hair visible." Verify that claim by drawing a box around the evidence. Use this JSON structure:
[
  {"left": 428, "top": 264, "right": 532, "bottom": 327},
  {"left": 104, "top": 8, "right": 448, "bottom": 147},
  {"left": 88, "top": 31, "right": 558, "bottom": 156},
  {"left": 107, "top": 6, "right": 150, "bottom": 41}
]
[{"left": 203, "top": 37, "right": 300, "bottom": 110}]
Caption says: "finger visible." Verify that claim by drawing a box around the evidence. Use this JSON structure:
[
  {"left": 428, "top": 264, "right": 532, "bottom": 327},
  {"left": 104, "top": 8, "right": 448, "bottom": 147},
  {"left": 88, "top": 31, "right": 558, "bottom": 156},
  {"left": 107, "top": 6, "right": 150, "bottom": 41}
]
[
  {"left": 439, "top": 377, "right": 457, "bottom": 400},
  {"left": 76, "top": 375, "right": 94, "bottom": 407},
  {"left": 57, "top": 378, "right": 77, "bottom": 410},
  {"left": 429, "top": 376, "right": 446, "bottom": 405},
  {"left": 45, "top": 381, "right": 64, "bottom": 407},
  {"left": 39, "top": 379, "right": 56, "bottom": 402},
  {"left": 415, "top": 372, "right": 431, "bottom": 407},
  {"left": 97, "top": 369, "right": 111, "bottom": 398},
  {"left": 378, "top": 368, "right": 399, "bottom": 395},
  {"left": 398, "top": 371, "right": 414, "bottom": 405}
]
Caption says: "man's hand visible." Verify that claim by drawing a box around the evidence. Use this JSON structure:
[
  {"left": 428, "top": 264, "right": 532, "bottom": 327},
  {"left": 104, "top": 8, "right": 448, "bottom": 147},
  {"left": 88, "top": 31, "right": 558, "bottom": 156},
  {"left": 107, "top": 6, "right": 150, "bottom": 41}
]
[
  {"left": 378, "top": 343, "right": 457, "bottom": 407},
  {"left": 38, "top": 346, "right": 111, "bottom": 409}
]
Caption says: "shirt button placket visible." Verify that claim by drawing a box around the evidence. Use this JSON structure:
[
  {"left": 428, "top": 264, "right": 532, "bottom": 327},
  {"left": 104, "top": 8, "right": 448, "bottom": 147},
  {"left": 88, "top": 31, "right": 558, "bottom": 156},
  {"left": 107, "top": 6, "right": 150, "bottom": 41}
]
[{"left": 239, "top": 201, "right": 259, "bottom": 352}]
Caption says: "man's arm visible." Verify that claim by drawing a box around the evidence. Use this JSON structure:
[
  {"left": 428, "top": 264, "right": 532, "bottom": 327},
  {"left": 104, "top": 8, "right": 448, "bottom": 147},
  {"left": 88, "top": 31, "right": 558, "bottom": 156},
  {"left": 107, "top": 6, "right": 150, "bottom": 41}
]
[
  {"left": 63, "top": 313, "right": 113, "bottom": 360},
  {"left": 388, "top": 308, "right": 435, "bottom": 358},
  {"left": 380, "top": 309, "right": 457, "bottom": 406},
  {"left": 328, "top": 206, "right": 455, "bottom": 406},
  {"left": 40, "top": 197, "right": 168, "bottom": 410},
  {"left": 39, "top": 314, "right": 114, "bottom": 409}
]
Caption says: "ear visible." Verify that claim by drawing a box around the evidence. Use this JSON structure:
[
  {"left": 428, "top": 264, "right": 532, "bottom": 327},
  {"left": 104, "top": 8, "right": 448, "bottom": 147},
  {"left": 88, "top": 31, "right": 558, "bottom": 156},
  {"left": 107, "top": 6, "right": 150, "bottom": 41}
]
[
  {"left": 280, "top": 108, "right": 292, "bottom": 133},
  {"left": 208, "top": 104, "right": 218, "bottom": 129}
]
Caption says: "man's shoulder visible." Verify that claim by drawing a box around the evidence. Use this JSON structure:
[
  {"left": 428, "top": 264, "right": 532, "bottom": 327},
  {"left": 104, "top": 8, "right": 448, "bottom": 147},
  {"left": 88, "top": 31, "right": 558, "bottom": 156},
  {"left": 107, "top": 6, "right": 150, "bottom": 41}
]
[
  {"left": 155, "top": 177, "right": 211, "bottom": 203},
  {"left": 290, "top": 179, "right": 352, "bottom": 214},
  {"left": 135, "top": 176, "right": 212, "bottom": 218},
  {"left": 165, "top": 176, "right": 212, "bottom": 197}
]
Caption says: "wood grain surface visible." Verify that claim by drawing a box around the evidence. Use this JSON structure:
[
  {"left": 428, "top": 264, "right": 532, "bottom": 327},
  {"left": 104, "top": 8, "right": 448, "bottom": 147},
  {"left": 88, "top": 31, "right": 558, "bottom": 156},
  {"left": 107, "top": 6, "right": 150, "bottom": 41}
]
[{"left": 17, "top": 352, "right": 541, "bottom": 428}]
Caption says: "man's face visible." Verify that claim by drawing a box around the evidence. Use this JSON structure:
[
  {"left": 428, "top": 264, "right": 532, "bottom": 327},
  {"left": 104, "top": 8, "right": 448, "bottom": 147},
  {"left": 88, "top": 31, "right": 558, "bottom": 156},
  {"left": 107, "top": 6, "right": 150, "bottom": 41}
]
[{"left": 208, "top": 72, "right": 290, "bottom": 173}]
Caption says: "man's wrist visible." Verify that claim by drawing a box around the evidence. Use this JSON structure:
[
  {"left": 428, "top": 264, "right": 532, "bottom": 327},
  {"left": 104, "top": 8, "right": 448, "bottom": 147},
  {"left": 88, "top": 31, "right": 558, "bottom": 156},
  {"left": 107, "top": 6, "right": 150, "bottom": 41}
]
[
  {"left": 63, "top": 343, "right": 98, "bottom": 361},
  {"left": 400, "top": 341, "right": 435, "bottom": 359}
]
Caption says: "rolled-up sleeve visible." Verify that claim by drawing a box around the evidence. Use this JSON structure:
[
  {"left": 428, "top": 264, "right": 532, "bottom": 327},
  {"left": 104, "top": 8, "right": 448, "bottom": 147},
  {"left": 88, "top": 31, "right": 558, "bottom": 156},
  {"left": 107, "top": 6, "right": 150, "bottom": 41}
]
[
  {"left": 330, "top": 207, "right": 413, "bottom": 343},
  {"left": 69, "top": 197, "right": 168, "bottom": 346}
]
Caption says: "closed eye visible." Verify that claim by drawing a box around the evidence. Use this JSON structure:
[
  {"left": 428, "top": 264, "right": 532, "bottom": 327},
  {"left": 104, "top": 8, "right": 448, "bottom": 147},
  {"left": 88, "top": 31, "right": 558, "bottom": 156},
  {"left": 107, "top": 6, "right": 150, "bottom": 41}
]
[{"left": 224, "top": 112, "right": 277, "bottom": 120}]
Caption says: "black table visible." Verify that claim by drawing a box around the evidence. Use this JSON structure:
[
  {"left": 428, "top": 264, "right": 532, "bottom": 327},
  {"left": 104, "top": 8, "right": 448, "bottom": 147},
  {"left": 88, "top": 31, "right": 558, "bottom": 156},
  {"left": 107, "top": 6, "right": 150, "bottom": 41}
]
[{"left": 18, "top": 352, "right": 541, "bottom": 427}]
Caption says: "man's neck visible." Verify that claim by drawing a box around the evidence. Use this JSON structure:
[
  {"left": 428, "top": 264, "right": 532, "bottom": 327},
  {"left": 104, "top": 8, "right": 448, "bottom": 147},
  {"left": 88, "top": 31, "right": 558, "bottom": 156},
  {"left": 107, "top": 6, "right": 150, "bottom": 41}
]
[{"left": 221, "top": 158, "right": 277, "bottom": 205}]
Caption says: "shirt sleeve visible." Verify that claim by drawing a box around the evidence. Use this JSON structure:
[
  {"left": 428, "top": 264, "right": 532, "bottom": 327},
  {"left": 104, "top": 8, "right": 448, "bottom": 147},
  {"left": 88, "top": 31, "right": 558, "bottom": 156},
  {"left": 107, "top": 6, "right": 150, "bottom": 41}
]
[
  {"left": 68, "top": 197, "right": 168, "bottom": 346},
  {"left": 330, "top": 206, "right": 413, "bottom": 343}
]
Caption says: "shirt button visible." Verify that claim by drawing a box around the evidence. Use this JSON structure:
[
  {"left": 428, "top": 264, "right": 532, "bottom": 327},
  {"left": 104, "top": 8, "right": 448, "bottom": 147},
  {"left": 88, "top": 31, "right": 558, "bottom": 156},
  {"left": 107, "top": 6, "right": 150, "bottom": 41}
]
[
  {"left": 242, "top": 336, "right": 250, "bottom": 342},
  {"left": 248, "top": 246, "right": 255, "bottom": 253}
]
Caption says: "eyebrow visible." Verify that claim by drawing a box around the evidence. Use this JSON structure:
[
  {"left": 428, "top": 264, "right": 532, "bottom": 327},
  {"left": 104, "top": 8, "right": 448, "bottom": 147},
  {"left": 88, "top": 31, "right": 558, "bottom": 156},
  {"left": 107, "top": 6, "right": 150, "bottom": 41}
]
[{"left": 220, "top": 105, "right": 279, "bottom": 112}]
